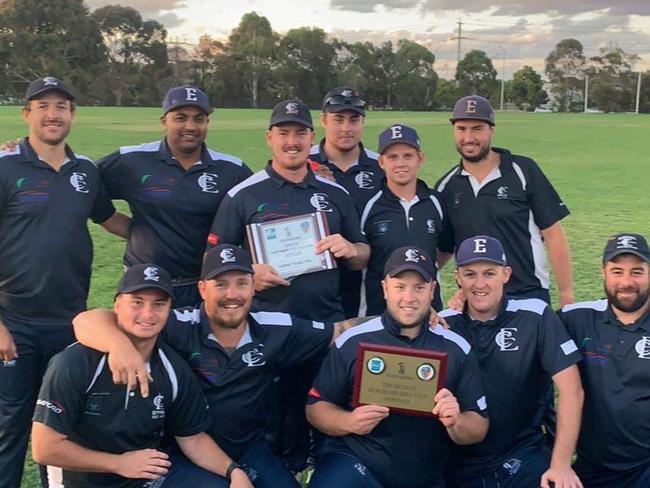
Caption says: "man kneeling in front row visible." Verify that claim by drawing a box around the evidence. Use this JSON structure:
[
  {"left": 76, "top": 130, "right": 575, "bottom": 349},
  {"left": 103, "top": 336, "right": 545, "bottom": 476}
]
[
  {"left": 306, "top": 246, "right": 489, "bottom": 488},
  {"left": 31, "top": 264, "right": 252, "bottom": 488}
]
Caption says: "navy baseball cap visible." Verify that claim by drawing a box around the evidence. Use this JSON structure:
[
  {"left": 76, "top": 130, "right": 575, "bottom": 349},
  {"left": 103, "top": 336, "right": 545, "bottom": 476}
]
[
  {"left": 384, "top": 246, "right": 436, "bottom": 282},
  {"left": 202, "top": 244, "right": 254, "bottom": 280},
  {"left": 163, "top": 85, "right": 213, "bottom": 115},
  {"left": 269, "top": 99, "right": 313, "bottom": 130},
  {"left": 322, "top": 87, "right": 366, "bottom": 116},
  {"left": 378, "top": 124, "right": 421, "bottom": 154},
  {"left": 25, "top": 76, "right": 75, "bottom": 103},
  {"left": 116, "top": 264, "right": 174, "bottom": 298},
  {"left": 450, "top": 95, "right": 495, "bottom": 126},
  {"left": 603, "top": 233, "right": 650, "bottom": 264},
  {"left": 456, "top": 235, "right": 507, "bottom": 267}
]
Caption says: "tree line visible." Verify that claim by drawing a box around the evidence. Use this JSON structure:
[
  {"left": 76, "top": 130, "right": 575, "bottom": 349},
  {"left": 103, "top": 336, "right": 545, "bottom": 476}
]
[{"left": 1, "top": 0, "right": 649, "bottom": 112}]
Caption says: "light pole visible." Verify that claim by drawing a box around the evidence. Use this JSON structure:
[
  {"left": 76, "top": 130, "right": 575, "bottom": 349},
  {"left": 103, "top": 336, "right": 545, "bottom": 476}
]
[{"left": 497, "top": 46, "right": 506, "bottom": 111}]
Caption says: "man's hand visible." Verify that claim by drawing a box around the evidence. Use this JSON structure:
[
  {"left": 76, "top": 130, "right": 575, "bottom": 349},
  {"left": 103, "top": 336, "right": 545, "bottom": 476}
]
[
  {"left": 252, "top": 263, "right": 290, "bottom": 291},
  {"left": 433, "top": 388, "right": 460, "bottom": 428},
  {"left": 447, "top": 289, "right": 465, "bottom": 311},
  {"left": 346, "top": 405, "right": 389, "bottom": 435},
  {"left": 558, "top": 290, "right": 575, "bottom": 309},
  {"left": 230, "top": 467, "right": 254, "bottom": 488},
  {"left": 428, "top": 307, "right": 449, "bottom": 330},
  {"left": 541, "top": 465, "right": 583, "bottom": 488},
  {"left": 0, "top": 139, "right": 21, "bottom": 152},
  {"left": 115, "top": 449, "right": 170, "bottom": 479},
  {"left": 0, "top": 322, "right": 18, "bottom": 362},
  {"left": 107, "top": 340, "right": 151, "bottom": 398},
  {"left": 316, "top": 234, "right": 358, "bottom": 260},
  {"left": 310, "top": 161, "right": 336, "bottom": 182}
]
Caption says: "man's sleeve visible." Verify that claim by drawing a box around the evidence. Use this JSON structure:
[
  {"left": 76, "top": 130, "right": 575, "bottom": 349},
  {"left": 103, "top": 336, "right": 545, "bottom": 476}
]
[
  {"left": 166, "top": 356, "right": 212, "bottom": 437},
  {"left": 525, "top": 159, "right": 570, "bottom": 230},
  {"left": 207, "top": 192, "right": 246, "bottom": 249},
  {"left": 32, "top": 350, "right": 89, "bottom": 436},
  {"left": 339, "top": 194, "right": 367, "bottom": 244},
  {"left": 451, "top": 350, "right": 488, "bottom": 416},
  {"left": 537, "top": 307, "right": 582, "bottom": 376},
  {"left": 90, "top": 171, "right": 117, "bottom": 224},
  {"left": 96, "top": 151, "right": 127, "bottom": 200},
  {"left": 277, "top": 316, "right": 334, "bottom": 368},
  {"left": 307, "top": 346, "right": 353, "bottom": 408}
]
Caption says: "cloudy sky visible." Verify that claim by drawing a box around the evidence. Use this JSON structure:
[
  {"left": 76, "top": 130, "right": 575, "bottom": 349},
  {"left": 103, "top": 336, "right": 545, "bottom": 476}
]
[{"left": 86, "top": 0, "right": 650, "bottom": 78}]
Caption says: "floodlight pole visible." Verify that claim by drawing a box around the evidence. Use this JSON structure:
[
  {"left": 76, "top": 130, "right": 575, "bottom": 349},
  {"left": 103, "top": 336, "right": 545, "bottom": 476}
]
[
  {"left": 635, "top": 71, "right": 642, "bottom": 115},
  {"left": 497, "top": 46, "right": 506, "bottom": 111},
  {"left": 584, "top": 75, "right": 589, "bottom": 112}
]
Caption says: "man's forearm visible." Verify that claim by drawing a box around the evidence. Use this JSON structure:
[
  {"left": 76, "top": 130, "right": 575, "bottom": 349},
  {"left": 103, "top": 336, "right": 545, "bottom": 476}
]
[
  {"left": 346, "top": 242, "right": 370, "bottom": 270},
  {"left": 306, "top": 401, "right": 353, "bottom": 436},
  {"left": 542, "top": 222, "right": 574, "bottom": 306},
  {"left": 99, "top": 211, "right": 131, "bottom": 239},
  {"left": 72, "top": 309, "right": 126, "bottom": 353},
  {"left": 176, "top": 433, "right": 232, "bottom": 477},
  {"left": 446, "top": 411, "right": 488, "bottom": 445},
  {"left": 551, "top": 367, "right": 584, "bottom": 467}
]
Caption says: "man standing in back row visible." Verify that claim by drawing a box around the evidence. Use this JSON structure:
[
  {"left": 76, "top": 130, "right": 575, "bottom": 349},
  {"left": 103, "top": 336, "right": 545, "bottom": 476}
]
[
  {"left": 309, "top": 87, "right": 384, "bottom": 317},
  {"left": 435, "top": 95, "right": 574, "bottom": 307}
]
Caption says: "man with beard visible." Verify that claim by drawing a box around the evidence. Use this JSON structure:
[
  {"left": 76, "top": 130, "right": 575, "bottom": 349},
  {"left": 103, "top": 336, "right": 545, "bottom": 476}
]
[
  {"left": 32, "top": 264, "right": 253, "bottom": 488},
  {"left": 73, "top": 244, "right": 369, "bottom": 487},
  {"left": 0, "top": 76, "right": 117, "bottom": 488},
  {"left": 434, "top": 95, "right": 573, "bottom": 308},
  {"left": 306, "top": 246, "right": 488, "bottom": 488},
  {"left": 96, "top": 85, "right": 252, "bottom": 306},
  {"left": 309, "top": 87, "right": 384, "bottom": 317},
  {"left": 558, "top": 233, "right": 650, "bottom": 488}
]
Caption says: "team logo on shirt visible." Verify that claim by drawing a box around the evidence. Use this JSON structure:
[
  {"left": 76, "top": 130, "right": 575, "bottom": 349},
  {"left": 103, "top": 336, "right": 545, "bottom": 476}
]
[
  {"left": 634, "top": 337, "right": 650, "bottom": 359},
  {"left": 220, "top": 248, "right": 236, "bottom": 263},
  {"left": 453, "top": 192, "right": 462, "bottom": 207},
  {"left": 375, "top": 220, "right": 390, "bottom": 235},
  {"left": 197, "top": 172, "right": 219, "bottom": 193},
  {"left": 69, "top": 172, "right": 89, "bottom": 193},
  {"left": 242, "top": 347, "right": 266, "bottom": 367},
  {"left": 426, "top": 219, "right": 436, "bottom": 234},
  {"left": 143, "top": 266, "right": 160, "bottom": 281},
  {"left": 310, "top": 193, "right": 332, "bottom": 212},
  {"left": 496, "top": 186, "right": 509, "bottom": 199},
  {"left": 151, "top": 394, "right": 165, "bottom": 419},
  {"left": 354, "top": 171, "right": 375, "bottom": 189},
  {"left": 495, "top": 328, "right": 519, "bottom": 351},
  {"left": 15, "top": 177, "right": 51, "bottom": 202},
  {"left": 36, "top": 399, "right": 64, "bottom": 414}
]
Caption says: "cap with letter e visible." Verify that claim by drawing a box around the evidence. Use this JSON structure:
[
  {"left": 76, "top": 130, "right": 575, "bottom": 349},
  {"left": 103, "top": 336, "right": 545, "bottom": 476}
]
[
  {"left": 163, "top": 85, "right": 213, "bottom": 115},
  {"left": 450, "top": 95, "right": 495, "bottom": 126},
  {"left": 456, "top": 235, "right": 507, "bottom": 267}
]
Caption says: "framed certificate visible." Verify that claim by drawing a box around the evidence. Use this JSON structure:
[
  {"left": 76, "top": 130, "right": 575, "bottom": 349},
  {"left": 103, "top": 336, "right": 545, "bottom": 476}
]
[
  {"left": 246, "top": 212, "right": 337, "bottom": 279},
  {"left": 352, "top": 342, "right": 447, "bottom": 417}
]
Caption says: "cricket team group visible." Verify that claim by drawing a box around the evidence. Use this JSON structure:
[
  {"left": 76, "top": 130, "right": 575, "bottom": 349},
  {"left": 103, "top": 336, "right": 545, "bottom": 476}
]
[{"left": 0, "top": 76, "right": 648, "bottom": 488}]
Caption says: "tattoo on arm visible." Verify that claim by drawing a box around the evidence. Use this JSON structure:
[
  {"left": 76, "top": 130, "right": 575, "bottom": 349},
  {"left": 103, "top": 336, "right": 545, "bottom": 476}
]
[{"left": 334, "top": 316, "right": 377, "bottom": 337}]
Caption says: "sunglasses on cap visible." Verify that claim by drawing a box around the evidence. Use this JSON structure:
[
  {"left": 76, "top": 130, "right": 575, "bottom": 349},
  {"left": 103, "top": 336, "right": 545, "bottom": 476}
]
[{"left": 324, "top": 95, "right": 366, "bottom": 108}]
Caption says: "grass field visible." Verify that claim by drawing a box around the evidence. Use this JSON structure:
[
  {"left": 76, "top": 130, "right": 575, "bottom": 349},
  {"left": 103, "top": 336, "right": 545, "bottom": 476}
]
[{"left": 1, "top": 106, "right": 648, "bottom": 487}]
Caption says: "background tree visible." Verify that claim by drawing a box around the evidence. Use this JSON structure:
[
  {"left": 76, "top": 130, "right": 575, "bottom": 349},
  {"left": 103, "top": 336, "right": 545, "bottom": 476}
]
[
  {"left": 506, "top": 65, "right": 547, "bottom": 110},
  {"left": 432, "top": 79, "right": 460, "bottom": 110},
  {"left": 586, "top": 46, "right": 639, "bottom": 113},
  {"left": 455, "top": 50, "right": 498, "bottom": 101},
  {"left": 0, "top": 0, "right": 107, "bottom": 102},
  {"left": 545, "top": 38, "right": 585, "bottom": 112},
  {"left": 226, "top": 12, "right": 278, "bottom": 108},
  {"left": 392, "top": 40, "right": 438, "bottom": 110}
]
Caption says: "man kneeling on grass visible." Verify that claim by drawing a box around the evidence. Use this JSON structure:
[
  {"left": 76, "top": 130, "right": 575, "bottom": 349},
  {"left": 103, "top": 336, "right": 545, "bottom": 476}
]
[{"left": 31, "top": 264, "right": 252, "bottom": 488}]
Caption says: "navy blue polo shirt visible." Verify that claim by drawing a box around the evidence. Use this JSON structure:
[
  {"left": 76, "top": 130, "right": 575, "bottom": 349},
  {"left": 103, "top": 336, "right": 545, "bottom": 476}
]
[
  {"left": 307, "top": 313, "right": 487, "bottom": 488},
  {"left": 434, "top": 147, "right": 569, "bottom": 295},
  {"left": 0, "top": 139, "right": 115, "bottom": 325},
  {"left": 33, "top": 342, "right": 210, "bottom": 488},
  {"left": 164, "top": 305, "right": 333, "bottom": 459},
  {"left": 361, "top": 178, "right": 444, "bottom": 314},
  {"left": 558, "top": 300, "right": 650, "bottom": 478},
  {"left": 97, "top": 140, "right": 251, "bottom": 279},
  {"left": 208, "top": 163, "right": 367, "bottom": 321},
  {"left": 441, "top": 298, "right": 581, "bottom": 481},
  {"left": 309, "top": 140, "right": 384, "bottom": 212}
]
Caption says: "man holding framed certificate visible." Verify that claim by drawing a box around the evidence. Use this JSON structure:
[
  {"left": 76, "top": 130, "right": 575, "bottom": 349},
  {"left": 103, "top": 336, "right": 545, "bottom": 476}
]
[{"left": 306, "top": 246, "right": 488, "bottom": 488}]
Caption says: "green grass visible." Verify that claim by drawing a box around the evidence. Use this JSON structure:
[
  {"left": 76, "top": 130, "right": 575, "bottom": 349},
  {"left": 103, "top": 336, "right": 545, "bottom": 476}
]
[{"left": 1, "top": 106, "right": 648, "bottom": 486}]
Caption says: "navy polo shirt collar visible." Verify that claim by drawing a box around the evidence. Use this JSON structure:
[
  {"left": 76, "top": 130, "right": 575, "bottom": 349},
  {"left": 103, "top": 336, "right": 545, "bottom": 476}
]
[
  {"left": 158, "top": 139, "right": 214, "bottom": 169},
  {"left": 462, "top": 294, "right": 510, "bottom": 328},
  {"left": 381, "top": 310, "right": 429, "bottom": 341},
  {"left": 602, "top": 303, "right": 650, "bottom": 332},
  {"left": 316, "top": 139, "right": 375, "bottom": 170},
  {"left": 265, "top": 161, "right": 319, "bottom": 189},
  {"left": 20, "top": 138, "right": 78, "bottom": 170},
  {"left": 199, "top": 306, "right": 260, "bottom": 348},
  {"left": 380, "top": 178, "right": 431, "bottom": 203}
]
